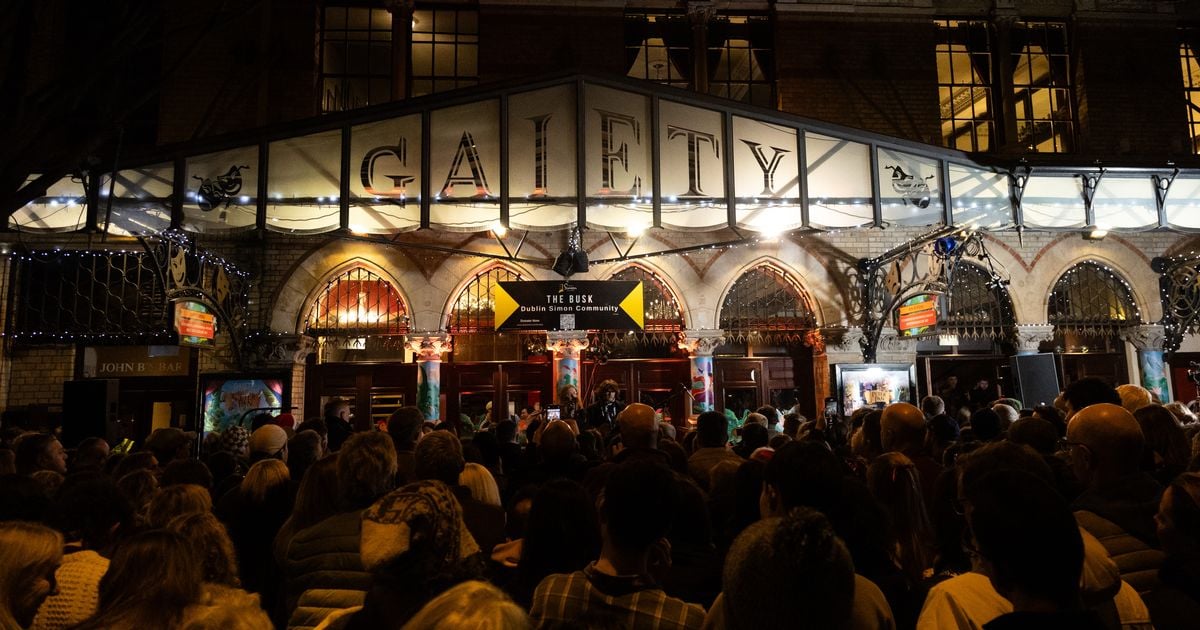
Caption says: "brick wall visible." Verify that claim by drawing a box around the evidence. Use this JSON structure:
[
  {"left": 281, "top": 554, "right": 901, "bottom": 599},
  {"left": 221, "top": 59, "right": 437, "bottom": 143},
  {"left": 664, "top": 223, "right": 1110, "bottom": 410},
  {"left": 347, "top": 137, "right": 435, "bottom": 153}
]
[{"left": 6, "top": 345, "right": 75, "bottom": 409}]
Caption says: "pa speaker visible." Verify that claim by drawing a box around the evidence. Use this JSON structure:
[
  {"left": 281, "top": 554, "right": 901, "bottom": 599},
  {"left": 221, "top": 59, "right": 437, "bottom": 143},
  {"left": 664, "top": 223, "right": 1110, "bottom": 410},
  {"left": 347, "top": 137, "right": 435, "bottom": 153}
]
[
  {"left": 572, "top": 250, "right": 589, "bottom": 273},
  {"left": 62, "top": 379, "right": 119, "bottom": 447},
  {"left": 1010, "top": 354, "right": 1060, "bottom": 409},
  {"left": 553, "top": 252, "right": 574, "bottom": 277}
]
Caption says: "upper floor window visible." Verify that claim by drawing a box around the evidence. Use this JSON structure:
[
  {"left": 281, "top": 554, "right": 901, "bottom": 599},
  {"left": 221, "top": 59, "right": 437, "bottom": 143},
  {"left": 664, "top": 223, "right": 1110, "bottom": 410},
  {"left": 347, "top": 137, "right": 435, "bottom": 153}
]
[
  {"left": 1181, "top": 38, "right": 1200, "bottom": 153},
  {"left": 410, "top": 9, "right": 479, "bottom": 97},
  {"left": 625, "top": 13, "right": 774, "bottom": 108},
  {"left": 935, "top": 20, "right": 993, "bottom": 152},
  {"left": 1013, "top": 21, "right": 1074, "bottom": 153},
  {"left": 320, "top": 6, "right": 394, "bottom": 112}
]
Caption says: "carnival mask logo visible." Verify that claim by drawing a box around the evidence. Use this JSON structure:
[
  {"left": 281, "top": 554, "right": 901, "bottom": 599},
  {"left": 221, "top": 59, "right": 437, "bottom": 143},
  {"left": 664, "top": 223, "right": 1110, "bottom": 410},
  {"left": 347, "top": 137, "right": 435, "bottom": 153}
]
[
  {"left": 192, "top": 165, "right": 250, "bottom": 212},
  {"left": 885, "top": 165, "right": 933, "bottom": 209}
]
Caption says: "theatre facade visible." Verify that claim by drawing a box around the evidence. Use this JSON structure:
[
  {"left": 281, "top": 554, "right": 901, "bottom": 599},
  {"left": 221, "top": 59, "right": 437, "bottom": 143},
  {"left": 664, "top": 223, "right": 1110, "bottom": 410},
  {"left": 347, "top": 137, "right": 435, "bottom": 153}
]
[{"left": 8, "top": 2, "right": 1200, "bottom": 439}]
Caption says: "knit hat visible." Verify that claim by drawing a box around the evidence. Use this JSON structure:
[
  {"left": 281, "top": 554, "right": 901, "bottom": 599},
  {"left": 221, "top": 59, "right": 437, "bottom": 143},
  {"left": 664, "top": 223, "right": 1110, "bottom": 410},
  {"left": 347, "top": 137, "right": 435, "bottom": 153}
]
[
  {"left": 249, "top": 425, "right": 288, "bottom": 456},
  {"left": 360, "top": 480, "right": 479, "bottom": 572},
  {"left": 219, "top": 426, "right": 251, "bottom": 458}
]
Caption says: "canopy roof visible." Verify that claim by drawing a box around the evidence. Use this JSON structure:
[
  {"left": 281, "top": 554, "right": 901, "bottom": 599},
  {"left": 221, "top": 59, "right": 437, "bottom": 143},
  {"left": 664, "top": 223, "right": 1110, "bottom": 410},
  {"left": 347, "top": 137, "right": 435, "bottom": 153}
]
[{"left": 11, "top": 74, "right": 1196, "bottom": 236}]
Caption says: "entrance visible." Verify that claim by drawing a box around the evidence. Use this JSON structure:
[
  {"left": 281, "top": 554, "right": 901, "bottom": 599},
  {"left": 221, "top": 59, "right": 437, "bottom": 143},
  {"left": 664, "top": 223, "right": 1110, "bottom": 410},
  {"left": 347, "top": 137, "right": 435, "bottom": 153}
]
[{"left": 305, "top": 359, "right": 417, "bottom": 430}]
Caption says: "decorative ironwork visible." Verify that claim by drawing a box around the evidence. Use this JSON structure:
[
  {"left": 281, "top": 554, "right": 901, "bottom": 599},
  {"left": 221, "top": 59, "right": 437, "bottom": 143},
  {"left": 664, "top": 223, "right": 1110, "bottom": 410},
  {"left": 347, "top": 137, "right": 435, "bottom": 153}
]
[
  {"left": 719, "top": 264, "right": 818, "bottom": 343},
  {"left": 1049, "top": 261, "right": 1140, "bottom": 335},
  {"left": 858, "top": 226, "right": 1010, "bottom": 362},
  {"left": 448, "top": 266, "right": 522, "bottom": 333},
  {"left": 1155, "top": 253, "right": 1200, "bottom": 355},
  {"left": 305, "top": 267, "right": 409, "bottom": 337},
  {"left": 610, "top": 265, "right": 684, "bottom": 333}
]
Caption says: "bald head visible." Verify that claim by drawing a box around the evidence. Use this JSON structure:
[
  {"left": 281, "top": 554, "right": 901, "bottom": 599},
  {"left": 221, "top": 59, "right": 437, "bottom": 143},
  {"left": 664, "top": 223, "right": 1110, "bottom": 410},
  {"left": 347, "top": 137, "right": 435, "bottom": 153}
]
[
  {"left": 617, "top": 403, "right": 658, "bottom": 449},
  {"left": 880, "top": 402, "right": 926, "bottom": 454},
  {"left": 1066, "top": 403, "right": 1145, "bottom": 481}
]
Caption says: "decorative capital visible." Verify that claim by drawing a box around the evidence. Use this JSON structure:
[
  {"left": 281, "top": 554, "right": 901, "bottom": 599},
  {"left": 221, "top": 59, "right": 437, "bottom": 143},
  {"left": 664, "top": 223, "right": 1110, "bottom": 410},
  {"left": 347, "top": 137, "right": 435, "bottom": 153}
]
[
  {"left": 877, "top": 328, "right": 917, "bottom": 360},
  {"left": 686, "top": 1, "right": 717, "bottom": 22},
  {"left": 677, "top": 329, "right": 726, "bottom": 357},
  {"left": 820, "top": 326, "right": 865, "bottom": 356},
  {"left": 383, "top": 0, "right": 415, "bottom": 14},
  {"left": 406, "top": 332, "right": 452, "bottom": 360},
  {"left": 1014, "top": 324, "right": 1056, "bottom": 354},
  {"left": 1122, "top": 324, "right": 1167, "bottom": 351},
  {"left": 547, "top": 330, "right": 590, "bottom": 359},
  {"left": 246, "top": 333, "right": 316, "bottom": 367}
]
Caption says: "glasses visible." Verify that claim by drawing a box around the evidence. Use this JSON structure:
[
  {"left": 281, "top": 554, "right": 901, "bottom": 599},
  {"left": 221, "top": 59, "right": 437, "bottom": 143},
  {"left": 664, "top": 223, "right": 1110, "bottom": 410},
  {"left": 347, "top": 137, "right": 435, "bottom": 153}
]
[{"left": 1057, "top": 438, "right": 1089, "bottom": 453}]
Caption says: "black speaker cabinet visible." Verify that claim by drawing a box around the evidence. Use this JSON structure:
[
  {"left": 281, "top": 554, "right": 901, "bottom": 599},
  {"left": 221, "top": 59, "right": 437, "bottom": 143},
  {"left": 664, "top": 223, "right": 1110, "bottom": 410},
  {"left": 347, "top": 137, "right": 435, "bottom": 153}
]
[
  {"left": 62, "top": 379, "right": 119, "bottom": 447},
  {"left": 1010, "top": 354, "right": 1060, "bottom": 409}
]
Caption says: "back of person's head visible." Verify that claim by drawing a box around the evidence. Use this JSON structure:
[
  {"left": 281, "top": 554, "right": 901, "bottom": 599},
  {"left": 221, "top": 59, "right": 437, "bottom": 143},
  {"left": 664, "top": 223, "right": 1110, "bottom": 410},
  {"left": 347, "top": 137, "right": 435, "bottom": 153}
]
[
  {"left": 296, "top": 417, "right": 328, "bottom": 439},
  {"left": 616, "top": 403, "right": 658, "bottom": 449},
  {"left": 15, "top": 433, "right": 62, "bottom": 476},
  {"left": 855, "top": 410, "right": 883, "bottom": 457},
  {"left": 116, "top": 469, "right": 159, "bottom": 525},
  {"left": 287, "top": 430, "right": 323, "bottom": 479},
  {"left": 1063, "top": 377, "right": 1121, "bottom": 418},
  {"left": 1159, "top": 473, "right": 1200, "bottom": 555},
  {"left": 400, "top": 580, "right": 529, "bottom": 630},
  {"left": 880, "top": 402, "right": 926, "bottom": 452},
  {"left": 763, "top": 441, "right": 842, "bottom": 514},
  {"left": 338, "top": 431, "right": 398, "bottom": 510},
  {"left": 496, "top": 420, "right": 517, "bottom": 444},
  {"left": 1007, "top": 417, "right": 1059, "bottom": 455},
  {"left": 177, "top": 584, "right": 272, "bottom": 630},
  {"left": 248, "top": 425, "right": 289, "bottom": 463},
  {"left": 30, "top": 470, "right": 64, "bottom": 497},
  {"left": 146, "top": 483, "right": 212, "bottom": 529},
  {"left": 921, "top": 395, "right": 946, "bottom": 417},
  {"left": 0, "top": 521, "right": 63, "bottom": 629},
  {"left": 1033, "top": 404, "right": 1066, "bottom": 436},
  {"left": 739, "top": 423, "right": 769, "bottom": 452},
  {"left": 388, "top": 406, "right": 426, "bottom": 452},
  {"left": 959, "top": 440, "right": 1053, "bottom": 492},
  {"left": 470, "top": 431, "right": 501, "bottom": 470},
  {"left": 1067, "top": 403, "right": 1145, "bottom": 479},
  {"left": 459, "top": 462, "right": 501, "bottom": 508},
  {"left": 1134, "top": 404, "right": 1191, "bottom": 474},
  {"left": 696, "top": 410, "right": 728, "bottom": 448},
  {"left": 249, "top": 413, "right": 274, "bottom": 433},
  {"left": 1165, "top": 401, "right": 1197, "bottom": 425},
  {"left": 966, "top": 470, "right": 1083, "bottom": 608},
  {"left": 990, "top": 403, "right": 1018, "bottom": 433},
  {"left": 928, "top": 414, "right": 960, "bottom": 445},
  {"left": 601, "top": 461, "right": 680, "bottom": 552},
  {"left": 52, "top": 474, "right": 131, "bottom": 550},
  {"left": 742, "top": 412, "right": 768, "bottom": 428},
  {"left": 1117, "top": 384, "right": 1153, "bottom": 414},
  {"left": 241, "top": 458, "right": 290, "bottom": 503},
  {"left": 165, "top": 511, "right": 240, "bottom": 587},
  {"left": 161, "top": 459, "right": 214, "bottom": 490},
  {"left": 969, "top": 408, "right": 1003, "bottom": 442},
  {"left": 755, "top": 406, "right": 781, "bottom": 427},
  {"left": 539, "top": 422, "right": 577, "bottom": 461},
  {"left": 415, "top": 431, "right": 466, "bottom": 486},
  {"left": 89, "top": 530, "right": 204, "bottom": 629},
  {"left": 290, "top": 454, "right": 341, "bottom": 531},
  {"left": 204, "top": 451, "right": 242, "bottom": 486},
  {"left": 113, "top": 450, "right": 158, "bottom": 479},
  {"left": 722, "top": 508, "right": 854, "bottom": 630},
  {"left": 324, "top": 398, "right": 350, "bottom": 419},
  {"left": 782, "top": 413, "right": 802, "bottom": 439},
  {"left": 768, "top": 434, "right": 792, "bottom": 450},
  {"left": 72, "top": 437, "right": 109, "bottom": 472},
  {"left": 520, "top": 479, "right": 600, "bottom": 591},
  {"left": 867, "top": 452, "right": 933, "bottom": 578}
]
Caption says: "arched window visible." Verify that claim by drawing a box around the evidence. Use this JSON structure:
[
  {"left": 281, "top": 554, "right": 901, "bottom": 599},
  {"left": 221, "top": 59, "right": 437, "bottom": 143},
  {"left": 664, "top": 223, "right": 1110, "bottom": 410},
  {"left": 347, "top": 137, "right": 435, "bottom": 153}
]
[
  {"left": 448, "top": 266, "right": 523, "bottom": 334},
  {"left": 610, "top": 265, "right": 684, "bottom": 333},
  {"left": 305, "top": 267, "right": 408, "bottom": 336},
  {"left": 1048, "top": 262, "right": 1140, "bottom": 334},
  {"left": 719, "top": 264, "right": 817, "bottom": 342},
  {"left": 941, "top": 262, "right": 1015, "bottom": 338}
]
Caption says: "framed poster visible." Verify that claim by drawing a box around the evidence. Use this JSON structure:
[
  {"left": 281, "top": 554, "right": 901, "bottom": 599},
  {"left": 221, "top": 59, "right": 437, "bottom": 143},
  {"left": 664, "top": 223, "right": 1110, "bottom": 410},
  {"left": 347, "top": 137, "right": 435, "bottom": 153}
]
[
  {"left": 198, "top": 373, "right": 288, "bottom": 435},
  {"left": 833, "top": 363, "right": 916, "bottom": 417}
]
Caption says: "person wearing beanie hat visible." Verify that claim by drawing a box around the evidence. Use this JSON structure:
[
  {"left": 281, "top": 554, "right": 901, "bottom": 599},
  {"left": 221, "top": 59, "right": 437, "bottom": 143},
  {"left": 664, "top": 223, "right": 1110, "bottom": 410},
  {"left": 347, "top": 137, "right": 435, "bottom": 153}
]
[
  {"left": 273, "top": 413, "right": 297, "bottom": 438},
  {"left": 219, "top": 426, "right": 251, "bottom": 461},
  {"left": 144, "top": 427, "right": 197, "bottom": 466},
  {"left": 249, "top": 425, "right": 289, "bottom": 463}
]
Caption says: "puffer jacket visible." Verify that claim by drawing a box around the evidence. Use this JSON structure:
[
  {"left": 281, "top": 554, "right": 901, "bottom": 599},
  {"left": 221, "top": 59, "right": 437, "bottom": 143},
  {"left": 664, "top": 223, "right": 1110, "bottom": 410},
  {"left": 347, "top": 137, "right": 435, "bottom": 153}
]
[
  {"left": 1076, "top": 510, "right": 1165, "bottom": 595},
  {"left": 284, "top": 511, "right": 370, "bottom": 626},
  {"left": 292, "top": 590, "right": 365, "bottom": 630}
]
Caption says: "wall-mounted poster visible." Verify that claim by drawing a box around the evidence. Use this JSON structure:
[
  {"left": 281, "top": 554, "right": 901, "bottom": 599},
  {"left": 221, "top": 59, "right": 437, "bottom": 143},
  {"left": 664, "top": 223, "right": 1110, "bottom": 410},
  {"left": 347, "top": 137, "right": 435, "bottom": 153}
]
[
  {"left": 199, "top": 374, "right": 287, "bottom": 434},
  {"left": 833, "top": 363, "right": 915, "bottom": 416}
]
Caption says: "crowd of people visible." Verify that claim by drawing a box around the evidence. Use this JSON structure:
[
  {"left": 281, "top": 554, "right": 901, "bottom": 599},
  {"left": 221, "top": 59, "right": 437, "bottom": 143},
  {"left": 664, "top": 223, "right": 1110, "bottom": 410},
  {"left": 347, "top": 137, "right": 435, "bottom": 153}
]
[{"left": 0, "top": 377, "right": 1198, "bottom": 629}]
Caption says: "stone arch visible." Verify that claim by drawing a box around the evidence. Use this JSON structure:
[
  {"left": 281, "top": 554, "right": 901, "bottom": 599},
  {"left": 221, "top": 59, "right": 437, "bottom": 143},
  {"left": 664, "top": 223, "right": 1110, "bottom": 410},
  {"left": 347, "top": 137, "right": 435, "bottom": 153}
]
[
  {"left": 702, "top": 239, "right": 846, "bottom": 328},
  {"left": 716, "top": 258, "right": 822, "bottom": 341},
  {"left": 439, "top": 260, "right": 537, "bottom": 333},
  {"left": 1047, "top": 260, "right": 1142, "bottom": 331},
  {"left": 1032, "top": 240, "right": 1158, "bottom": 323},
  {"left": 604, "top": 260, "right": 689, "bottom": 330},
  {"left": 296, "top": 258, "right": 413, "bottom": 335}
]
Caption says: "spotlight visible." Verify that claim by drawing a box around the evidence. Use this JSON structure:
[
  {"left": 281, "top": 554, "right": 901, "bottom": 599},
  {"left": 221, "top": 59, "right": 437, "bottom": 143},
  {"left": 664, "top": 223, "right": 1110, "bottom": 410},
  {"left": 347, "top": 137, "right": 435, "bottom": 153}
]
[{"left": 1083, "top": 225, "right": 1108, "bottom": 241}]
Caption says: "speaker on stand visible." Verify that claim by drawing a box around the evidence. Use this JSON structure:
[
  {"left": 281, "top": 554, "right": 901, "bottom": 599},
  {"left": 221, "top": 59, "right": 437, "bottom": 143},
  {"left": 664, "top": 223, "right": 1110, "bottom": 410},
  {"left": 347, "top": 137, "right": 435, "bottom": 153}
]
[
  {"left": 1010, "top": 354, "right": 1060, "bottom": 409},
  {"left": 62, "top": 379, "right": 120, "bottom": 447}
]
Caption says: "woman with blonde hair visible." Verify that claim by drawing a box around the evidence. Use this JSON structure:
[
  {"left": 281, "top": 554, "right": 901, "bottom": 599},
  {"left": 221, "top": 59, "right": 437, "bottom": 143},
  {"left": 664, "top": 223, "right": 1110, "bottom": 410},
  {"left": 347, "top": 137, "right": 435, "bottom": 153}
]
[
  {"left": 166, "top": 512, "right": 240, "bottom": 588},
  {"left": 459, "top": 462, "right": 501, "bottom": 508},
  {"left": 401, "top": 580, "right": 528, "bottom": 630},
  {"left": 217, "top": 458, "right": 293, "bottom": 619},
  {"left": 146, "top": 484, "right": 212, "bottom": 529},
  {"left": 0, "top": 522, "right": 62, "bottom": 630}
]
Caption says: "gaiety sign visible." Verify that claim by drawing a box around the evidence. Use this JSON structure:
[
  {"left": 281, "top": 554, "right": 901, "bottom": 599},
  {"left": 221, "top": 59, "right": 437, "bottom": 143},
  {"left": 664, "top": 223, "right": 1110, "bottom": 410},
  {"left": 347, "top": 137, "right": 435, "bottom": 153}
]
[{"left": 494, "top": 281, "right": 644, "bottom": 332}]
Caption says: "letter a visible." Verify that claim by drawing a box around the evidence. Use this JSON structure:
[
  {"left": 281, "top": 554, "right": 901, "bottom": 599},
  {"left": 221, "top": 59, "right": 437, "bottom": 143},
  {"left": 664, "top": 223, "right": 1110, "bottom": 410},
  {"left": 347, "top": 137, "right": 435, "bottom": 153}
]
[{"left": 441, "top": 131, "right": 493, "bottom": 198}]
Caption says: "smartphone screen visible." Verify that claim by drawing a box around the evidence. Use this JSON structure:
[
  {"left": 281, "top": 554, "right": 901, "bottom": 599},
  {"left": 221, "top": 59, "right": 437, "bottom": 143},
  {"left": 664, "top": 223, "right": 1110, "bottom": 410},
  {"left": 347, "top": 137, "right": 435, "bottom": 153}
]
[{"left": 546, "top": 406, "right": 561, "bottom": 420}]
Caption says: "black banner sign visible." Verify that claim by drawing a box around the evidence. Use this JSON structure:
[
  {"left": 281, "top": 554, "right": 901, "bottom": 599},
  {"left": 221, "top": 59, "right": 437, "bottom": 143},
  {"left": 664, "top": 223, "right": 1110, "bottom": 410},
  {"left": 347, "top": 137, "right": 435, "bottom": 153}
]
[{"left": 495, "top": 281, "right": 643, "bottom": 331}]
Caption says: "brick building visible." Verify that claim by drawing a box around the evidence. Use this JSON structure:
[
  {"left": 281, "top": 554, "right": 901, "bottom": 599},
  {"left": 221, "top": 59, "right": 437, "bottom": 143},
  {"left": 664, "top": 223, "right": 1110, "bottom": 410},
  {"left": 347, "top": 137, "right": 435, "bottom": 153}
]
[{"left": 7, "top": 0, "right": 1200, "bottom": 440}]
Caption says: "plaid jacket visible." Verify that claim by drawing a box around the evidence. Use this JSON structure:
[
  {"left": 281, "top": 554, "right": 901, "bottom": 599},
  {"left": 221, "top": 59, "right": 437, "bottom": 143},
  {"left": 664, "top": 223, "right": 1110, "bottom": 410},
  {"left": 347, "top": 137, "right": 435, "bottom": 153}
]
[{"left": 530, "top": 563, "right": 706, "bottom": 630}]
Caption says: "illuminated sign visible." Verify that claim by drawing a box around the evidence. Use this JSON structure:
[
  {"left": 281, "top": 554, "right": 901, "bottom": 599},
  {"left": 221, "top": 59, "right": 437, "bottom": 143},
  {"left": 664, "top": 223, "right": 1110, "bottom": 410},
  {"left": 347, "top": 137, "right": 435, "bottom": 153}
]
[
  {"left": 494, "top": 281, "right": 643, "bottom": 331},
  {"left": 897, "top": 294, "right": 938, "bottom": 337},
  {"left": 175, "top": 301, "right": 216, "bottom": 348}
]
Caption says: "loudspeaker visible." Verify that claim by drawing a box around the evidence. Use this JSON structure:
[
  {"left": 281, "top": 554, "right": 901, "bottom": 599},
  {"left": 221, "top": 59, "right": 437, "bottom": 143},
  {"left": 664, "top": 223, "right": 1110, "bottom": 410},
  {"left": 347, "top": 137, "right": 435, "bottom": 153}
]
[
  {"left": 62, "top": 379, "right": 119, "bottom": 447},
  {"left": 552, "top": 250, "right": 589, "bottom": 277},
  {"left": 1010, "top": 354, "right": 1060, "bottom": 409}
]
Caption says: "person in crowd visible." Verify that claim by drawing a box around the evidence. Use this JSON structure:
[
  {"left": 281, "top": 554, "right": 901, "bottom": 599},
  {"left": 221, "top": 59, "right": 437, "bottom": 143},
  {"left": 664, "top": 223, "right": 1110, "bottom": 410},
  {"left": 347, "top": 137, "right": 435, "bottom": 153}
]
[
  {"left": 218, "top": 426, "right": 252, "bottom": 463},
  {"left": 274, "top": 413, "right": 297, "bottom": 436},
  {"left": 0, "top": 522, "right": 62, "bottom": 630},
  {"left": 880, "top": 402, "right": 941, "bottom": 508},
  {"left": 287, "top": 430, "right": 324, "bottom": 484},
  {"left": 558, "top": 384, "right": 583, "bottom": 423},
  {"left": 921, "top": 396, "right": 946, "bottom": 420},
  {"left": 68, "top": 438, "right": 108, "bottom": 474},
  {"left": 990, "top": 403, "right": 1018, "bottom": 435},
  {"left": 495, "top": 420, "right": 524, "bottom": 480},
  {"left": 707, "top": 507, "right": 871, "bottom": 630},
  {"left": 0, "top": 450, "right": 15, "bottom": 477},
  {"left": 1067, "top": 403, "right": 1165, "bottom": 592},
  {"left": 144, "top": 427, "right": 197, "bottom": 468},
  {"left": 15, "top": 434, "right": 67, "bottom": 477},
  {"left": 939, "top": 375, "right": 966, "bottom": 418},
  {"left": 114, "top": 469, "right": 158, "bottom": 529},
  {"left": 868, "top": 453, "right": 934, "bottom": 583},
  {"left": 274, "top": 455, "right": 340, "bottom": 570},
  {"left": 926, "top": 414, "right": 959, "bottom": 467},
  {"left": 503, "top": 479, "right": 600, "bottom": 609},
  {"left": 530, "top": 460, "right": 704, "bottom": 629},
  {"left": 387, "top": 407, "right": 425, "bottom": 486},
  {"left": 30, "top": 471, "right": 64, "bottom": 498},
  {"left": 851, "top": 410, "right": 884, "bottom": 463},
  {"left": 1008, "top": 416, "right": 1081, "bottom": 500},
  {"left": 1143, "top": 472, "right": 1200, "bottom": 629},
  {"left": 965, "top": 408, "right": 1004, "bottom": 444},
  {"left": 248, "top": 425, "right": 288, "bottom": 465},
  {"left": 295, "top": 418, "right": 329, "bottom": 456},
  {"left": 166, "top": 512, "right": 241, "bottom": 588},
  {"left": 584, "top": 380, "right": 623, "bottom": 432},
  {"left": 145, "top": 483, "right": 212, "bottom": 530},
  {"left": 161, "top": 459, "right": 214, "bottom": 492},
  {"left": 1117, "top": 384, "right": 1153, "bottom": 415},
  {"left": 323, "top": 399, "right": 355, "bottom": 453},
  {"left": 782, "top": 412, "right": 802, "bottom": 440},
  {"left": 398, "top": 580, "right": 528, "bottom": 630},
  {"left": 111, "top": 451, "right": 158, "bottom": 481},
  {"left": 218, "top": 458, "right": 293, "bottom": 615},
  {"left": 687, "top": 411, "right": 741, "bottom": 492},
  {"left": 314, "top": 480, "right": 486, "bottom": 630},
  {"left": 460, "top": 463, "right": 501, "bottom": 509},
  {"left": 967, "top": 378, "right": 994, "bottom": 411},
  {"left": 285, "top": 432, "right": 396, "bottom": 624},
  {"left": 1133, "top": 405, "right": 1191, "bottom": 486},
  {"left": 1032, "top": 404, "right": 1067, "bottom": 437},
  {"left": 178, "top": 586, "right": 273, "bottom": 630},
  {"left": 70, "top": 530, "right": 205, "bottom": 630},
  {"left": 754, "top": 406, "right": 782, "bottom": 438},
  {"left": 509, "top": 421, "right": 587, "bottom": 492},
  {"left": 416, "top": 431, "right": 505, "bottom": 555},
  {"left": 249, "top": 414, "right": 275, "bottom": 434},
  {"left": 1062, "top": 377, "right": 1122, "bottom": 424},
  {"left": 661, "top": 477, "right": 722, "bottom": 609},
  {"left": 1163, "top": 402, "right": 1197, "bottom": 427},
  {"left": 732, "top": 424, "right": 768, "bottom": 460}
]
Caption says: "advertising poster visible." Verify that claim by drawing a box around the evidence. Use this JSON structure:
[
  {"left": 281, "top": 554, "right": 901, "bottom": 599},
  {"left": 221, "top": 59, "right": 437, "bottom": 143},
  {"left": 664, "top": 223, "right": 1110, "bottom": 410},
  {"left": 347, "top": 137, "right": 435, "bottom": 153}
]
[{"left": 201, "top": 376, "right": 285, "bottom": 434}]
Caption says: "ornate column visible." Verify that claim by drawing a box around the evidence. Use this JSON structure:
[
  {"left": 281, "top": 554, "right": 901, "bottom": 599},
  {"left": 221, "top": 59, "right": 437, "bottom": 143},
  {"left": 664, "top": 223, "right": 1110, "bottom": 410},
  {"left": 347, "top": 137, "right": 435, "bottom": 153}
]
[
  {"left": 677, "top": 329, "right": 725, "bottom": 417},
  {"left": 547, "top": 331, "right": 589, "bottom": 402},
  {"left": 406, "top": 333, "right": 452, "bottom": 421},
  {"left": 686, "top": 1, "right": 716, "bottom": 94},
  {"left": 1014, "top": 324, "right": 1055, "bottom": 355},
  {"left": 1123, "top": 325, "right": 1170, "bottom": 402}
]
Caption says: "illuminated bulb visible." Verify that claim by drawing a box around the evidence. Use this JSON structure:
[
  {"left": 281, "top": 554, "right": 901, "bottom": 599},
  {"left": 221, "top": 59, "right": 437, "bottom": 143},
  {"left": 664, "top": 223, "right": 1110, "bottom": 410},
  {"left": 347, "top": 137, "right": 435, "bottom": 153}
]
[
  {"left": 491, "top": 222, "right": 508, "bottom": 237},
  {"left": 626, "top": 223, "right": 647, "bottom": 237},
  {"left": 349, "top": 224, "right": 367, "bottom": 235}
]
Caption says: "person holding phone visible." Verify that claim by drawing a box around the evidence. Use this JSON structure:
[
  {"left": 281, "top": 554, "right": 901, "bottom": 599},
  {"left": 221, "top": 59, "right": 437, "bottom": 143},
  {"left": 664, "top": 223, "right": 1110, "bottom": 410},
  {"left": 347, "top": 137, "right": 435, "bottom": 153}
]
[{"left": 558, "top": 384, "right": 582, "bottom": 421}]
